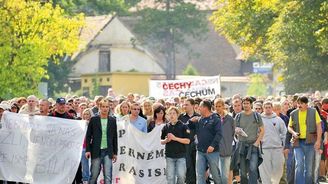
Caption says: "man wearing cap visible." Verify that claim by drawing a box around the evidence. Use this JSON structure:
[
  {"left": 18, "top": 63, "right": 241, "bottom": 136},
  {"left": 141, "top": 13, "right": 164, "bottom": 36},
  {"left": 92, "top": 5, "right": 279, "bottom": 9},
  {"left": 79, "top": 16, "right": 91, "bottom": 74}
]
[
  {"left": 49, "top": 98, "right": 82, "bottom": 184},
  {"left": 49, "top": 98, "right": 73, "bottom": 118}
]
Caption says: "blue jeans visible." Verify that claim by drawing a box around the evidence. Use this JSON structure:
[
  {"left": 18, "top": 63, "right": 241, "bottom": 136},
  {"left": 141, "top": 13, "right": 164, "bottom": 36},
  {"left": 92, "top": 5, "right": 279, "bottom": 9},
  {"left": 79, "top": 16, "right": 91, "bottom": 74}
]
[
  {"left": 166, "top": 157, "right": 186, "bottom": 184},
  {"left": 89, "top": 149, "right": 112, "bottom": 184},
  {"left": 219, "top": 156, "right": 231, "bottom": 184},
  {"left": 239, "top": 145, "right": 259, "bottom": 184},
  {"left": 286, "top": 147, "right": 295, "bottom": 184},
  {"left": 196, "top": 151, "right": 220, "bottom": 184},
  {"left": 294, "top": 140, "right": 315, "bottom": 184},
  {"left": 82, "top": 148, "right": 90, "bottom": 182}
]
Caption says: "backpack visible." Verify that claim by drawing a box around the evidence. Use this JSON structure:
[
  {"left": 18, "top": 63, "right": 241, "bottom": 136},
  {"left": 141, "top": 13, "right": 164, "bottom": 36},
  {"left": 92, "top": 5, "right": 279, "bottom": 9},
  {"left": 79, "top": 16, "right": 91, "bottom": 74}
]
[{"left": 235, "top": 111, "right": 261, "bottom": 127}]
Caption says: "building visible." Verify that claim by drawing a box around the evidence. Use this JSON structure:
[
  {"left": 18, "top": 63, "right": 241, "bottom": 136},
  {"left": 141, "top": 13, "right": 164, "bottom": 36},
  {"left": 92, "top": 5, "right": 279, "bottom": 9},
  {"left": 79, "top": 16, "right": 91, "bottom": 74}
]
[{"left": 69, "top": 10, "right": 252, "bottom": 97}]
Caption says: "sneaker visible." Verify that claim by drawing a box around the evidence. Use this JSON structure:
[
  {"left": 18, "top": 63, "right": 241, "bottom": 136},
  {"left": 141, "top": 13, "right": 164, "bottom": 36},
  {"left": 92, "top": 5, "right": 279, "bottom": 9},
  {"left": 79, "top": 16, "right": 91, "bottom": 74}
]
[{"left": 318, "top": 176, "right": 327, "bottom": 182}]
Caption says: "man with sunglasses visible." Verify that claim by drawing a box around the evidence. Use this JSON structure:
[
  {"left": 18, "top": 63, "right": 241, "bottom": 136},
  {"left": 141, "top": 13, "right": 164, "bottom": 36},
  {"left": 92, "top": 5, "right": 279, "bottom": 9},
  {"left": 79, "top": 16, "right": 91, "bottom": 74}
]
[{"left": 129, "top": 102, "right": 147, "bottom": 133}]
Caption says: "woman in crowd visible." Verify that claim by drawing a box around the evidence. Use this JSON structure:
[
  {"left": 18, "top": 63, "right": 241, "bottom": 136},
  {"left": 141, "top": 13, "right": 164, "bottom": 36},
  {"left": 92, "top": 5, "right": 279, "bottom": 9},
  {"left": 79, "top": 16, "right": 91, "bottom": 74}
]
[
  {"left": 81, "top": 108, "right": 92, "bottom": 184},
  {"left": 10, "top": 103, "right": 19, "bottom": 113},
  {"left": 115, "top": 100, "right": 130, "bottom": 118},
  {"left": 142, "top": 100, "right": 153, "bottom": 120},
  {"left": 148, "top": 105, "right": 167, "bottom": 132}
]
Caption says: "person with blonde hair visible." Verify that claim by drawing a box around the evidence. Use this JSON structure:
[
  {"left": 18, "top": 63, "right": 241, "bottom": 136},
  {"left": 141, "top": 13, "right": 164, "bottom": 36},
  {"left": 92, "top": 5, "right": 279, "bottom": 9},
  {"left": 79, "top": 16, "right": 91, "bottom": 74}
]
[
  {"left": 142, "top": 100, "right": 153, "bottom": 120},
  {"left": 214, "top": 98, "right": 235, "bottom": 184},
  {"left": 81, "top": 108, "right": 92, "bottom": 183}
]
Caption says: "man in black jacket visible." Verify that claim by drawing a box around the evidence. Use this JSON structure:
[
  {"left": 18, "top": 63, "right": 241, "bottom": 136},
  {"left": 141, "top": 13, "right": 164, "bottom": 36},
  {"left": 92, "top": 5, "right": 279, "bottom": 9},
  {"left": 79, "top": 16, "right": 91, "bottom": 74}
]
[{"left": 86, "top": 99, "right": 118, "bottom": 184}]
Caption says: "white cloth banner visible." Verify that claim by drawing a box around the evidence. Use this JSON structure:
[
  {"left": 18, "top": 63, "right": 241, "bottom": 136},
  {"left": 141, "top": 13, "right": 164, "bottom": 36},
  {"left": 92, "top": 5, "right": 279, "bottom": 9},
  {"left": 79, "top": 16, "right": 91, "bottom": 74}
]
[
  {"left": 113, "top": 116, "right": 167, "bottom": 184},
  {"left": 149, "top": 76, "right": 221, "bottom": 99},
  {"left": 0, "top": 111, "right": 86, "bottom": 184}
]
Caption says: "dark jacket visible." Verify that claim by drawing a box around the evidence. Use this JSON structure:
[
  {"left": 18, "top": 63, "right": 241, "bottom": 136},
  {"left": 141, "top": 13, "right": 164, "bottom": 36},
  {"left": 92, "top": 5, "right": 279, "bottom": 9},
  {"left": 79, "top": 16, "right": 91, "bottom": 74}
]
[
  {"left": 86, "top": 115, "right": 118, "bottom": 159},
  {"left": 188, "top": 113, "right": 222, "bottom": 153}
]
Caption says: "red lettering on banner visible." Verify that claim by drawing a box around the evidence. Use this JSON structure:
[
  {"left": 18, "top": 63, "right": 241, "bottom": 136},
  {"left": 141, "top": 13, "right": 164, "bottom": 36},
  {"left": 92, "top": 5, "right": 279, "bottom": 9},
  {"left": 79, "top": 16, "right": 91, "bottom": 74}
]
[
  {"left": 162, "top": 83, "right": 168, "bottom": 90},
  {"left": 162, "top": 82, "right": 193, "bottom": 90}
]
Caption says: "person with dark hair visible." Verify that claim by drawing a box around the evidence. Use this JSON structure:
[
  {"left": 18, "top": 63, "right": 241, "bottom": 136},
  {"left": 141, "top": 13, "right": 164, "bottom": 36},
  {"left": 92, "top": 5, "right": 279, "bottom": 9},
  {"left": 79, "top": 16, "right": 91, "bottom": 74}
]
[
  {"left": 288, "top": 96, "right": 322, "bottom": 184},
  {"left": 232, "top": 96, "right": 264, "bottom": 184},
  {"left": 10, "top": 103, "right": 19, "bottom": 113},
  {"left": 161, "top": 106, "right": 190, "bottom": 184},
  {"left": 148, "top": 105, "right": 167, "bottom": 132},
  {"left": 49, "top": 98, "right": 82, "bottom": 184},
  {"left": 178, "top": 98, "right": 200, "bottom": 184},
  {"left": 188, "top": 100, "right": 222, "bottom": 184},
  {"left": 86, "top": 99, "right": 118, "bottom": 184}
]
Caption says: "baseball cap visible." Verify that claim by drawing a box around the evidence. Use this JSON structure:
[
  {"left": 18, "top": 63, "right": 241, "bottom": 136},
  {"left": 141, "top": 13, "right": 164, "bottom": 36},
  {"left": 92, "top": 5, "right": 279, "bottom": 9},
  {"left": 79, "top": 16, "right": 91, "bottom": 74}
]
[{"left": 56, "top": 97, "right": 66, "bottom": 104}]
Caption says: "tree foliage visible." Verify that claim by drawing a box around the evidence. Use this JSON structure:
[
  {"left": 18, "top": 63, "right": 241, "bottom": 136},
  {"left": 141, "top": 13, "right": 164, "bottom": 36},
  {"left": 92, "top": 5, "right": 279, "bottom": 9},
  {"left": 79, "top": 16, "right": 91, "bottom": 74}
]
[
  {"left": 211, "top": 0, "right": 328, "bottom": 94},
  {"left": 182, "top": 64, "right": 199, "bottom": 76},
  {"left": 247, "top": 74, "right": 267, "bottom": 97},
  {"left": 134, "top": 0, "right": 208, "bottom": 79},
  {"left": 0, "top": 0, "right": 83, "bottom": 98},
  {"left": 52, "top": 0, "right": 141, "bottom": 15}
]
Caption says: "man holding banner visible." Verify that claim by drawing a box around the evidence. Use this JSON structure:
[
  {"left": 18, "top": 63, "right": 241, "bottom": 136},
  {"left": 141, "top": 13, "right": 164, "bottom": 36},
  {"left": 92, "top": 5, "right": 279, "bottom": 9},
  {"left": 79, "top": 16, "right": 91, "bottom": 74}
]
[{"left": 86, "top": 99, "right": 118, "bottom": 184}]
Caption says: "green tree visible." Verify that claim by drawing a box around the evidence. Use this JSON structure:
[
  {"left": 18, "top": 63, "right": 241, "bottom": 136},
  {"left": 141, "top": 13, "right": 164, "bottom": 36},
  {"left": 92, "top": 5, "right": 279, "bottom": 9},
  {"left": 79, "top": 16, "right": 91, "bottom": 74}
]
[
  {"left": 0, "top": 0, "right": 83, "bottom": 98},
  {"left": 44, "top": 58, "right": 74, "bottom": 97},
  {"left": 211, "top": 0, "right": 328, "bottom": 94},
  {"left": 91, "top": 76, "right": 100, "bottom": 98},
  {"left": 182, "top": 64, "right": 199, "bottom": 75},
  {"left": 52, "top": 0, "right": 141, "bottom": 15},
  {"left": 247, "top": 74, "right": 267, "bottom": 97},
  {"left": 134, "top": 0, "right": 208, "bottom": 79}
]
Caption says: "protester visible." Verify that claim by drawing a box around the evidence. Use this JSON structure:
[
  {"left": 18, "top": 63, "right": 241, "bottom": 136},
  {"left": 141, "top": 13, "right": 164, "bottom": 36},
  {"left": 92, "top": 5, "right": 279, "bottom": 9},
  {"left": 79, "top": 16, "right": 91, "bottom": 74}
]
[
  {"left": 91, "top": 96, "right": 104, "bottom": 116},
  {"left": 214, "top": 98, "right": 235, "bottom": 184},
  {"left": 142, "top": 100, "right": 153, "bottom": 121},
  {"left": 188, "top": 100, "right": 222, "bottom": 184},
  {"left": 253, "top": 101, "right": 263, "bottom": 114},
  {"left": 129, "top": 102, "right": 147, "bottom": 133},
  {"left": 39, "top": 99, "right": 50, "bottom": 116},
  {"left": 272, "top": 101, "right": 291, "bottom": 184},
  {"left": 148, "top": 105, "right": 166, "bottom": 132},
  {"left": 115, "top": 100, "right": 130, "bottom": 118},
  {"left": 10, "top": 103, "right": 19, "bottom": 113},
  {"left": 86, "top": 99, "right": 118, "bottom": 184},
  {"left": 232, "top": 96, "right": 264, "bottom": 184},
  {"left": 259, "top": 101, "right": 287, "bottom": 184},
  {"left": 288, "top": 96, "right": 322, "bottom": 184},
  {"left": 17, "top": 97, "right": 27, "bottom": 108},
  {"left": 81, "top": 108, "right": 92, "bottom": 184},
  {"left": 19, "top": 95, "right": 40, "bottom": 115},
  {"left": 161, "top": 106, "right": 190, "bottom": 184},
  {"left": 178, "top": 98, "right": 200, "bottom": 184}
]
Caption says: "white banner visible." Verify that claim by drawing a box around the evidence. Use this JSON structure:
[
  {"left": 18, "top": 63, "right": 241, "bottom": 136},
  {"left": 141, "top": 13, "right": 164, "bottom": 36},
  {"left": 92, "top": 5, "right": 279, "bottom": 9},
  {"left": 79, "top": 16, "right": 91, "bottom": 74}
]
[
  {"left": 112, "top": 116, "right": 166, "bottom": 184},
  {"left": 149, "top": 76, "right": 221, "bottom": 99},
  {"left": 0, "top": 111, "right": 86, "bottom": 184}
]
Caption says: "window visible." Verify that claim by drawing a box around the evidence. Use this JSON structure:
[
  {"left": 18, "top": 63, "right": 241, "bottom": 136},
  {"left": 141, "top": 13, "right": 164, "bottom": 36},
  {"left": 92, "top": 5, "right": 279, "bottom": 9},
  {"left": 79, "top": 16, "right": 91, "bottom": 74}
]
[
  {"left": 84, "top": 79, "right": 88, "bottom": 83},
  {"left": 99, "top": 50, "right": 111, "bottom": 72},
  {"left": 100, "top": 86, "right": 111, "bottom": 96},
  {"left": 82, "top": 87, "right": 90, "bottom": 97}
]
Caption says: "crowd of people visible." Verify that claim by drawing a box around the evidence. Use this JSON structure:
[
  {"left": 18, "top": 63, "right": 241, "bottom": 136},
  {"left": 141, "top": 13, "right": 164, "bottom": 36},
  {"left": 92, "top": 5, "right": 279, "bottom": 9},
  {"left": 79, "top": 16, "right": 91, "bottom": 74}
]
[{"left": 0, "top": 89, "right": 328, "bottom": 184}]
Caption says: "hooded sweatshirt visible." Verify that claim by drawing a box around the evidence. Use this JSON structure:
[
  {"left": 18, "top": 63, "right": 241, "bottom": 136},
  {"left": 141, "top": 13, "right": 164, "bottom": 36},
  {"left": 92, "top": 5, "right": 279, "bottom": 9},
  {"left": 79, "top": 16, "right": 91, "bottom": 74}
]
[{"left": 261, "top": 112, "right": 287, "bottom": 149}]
